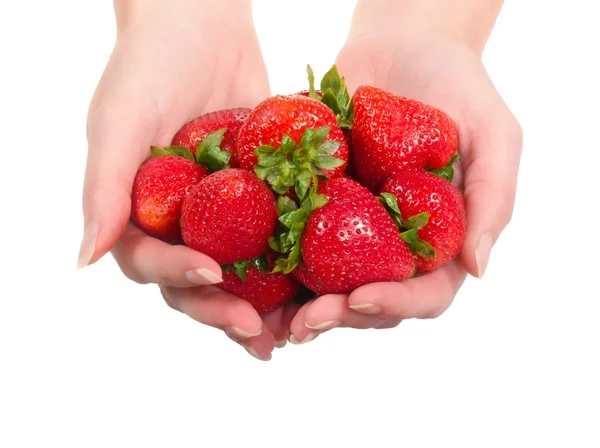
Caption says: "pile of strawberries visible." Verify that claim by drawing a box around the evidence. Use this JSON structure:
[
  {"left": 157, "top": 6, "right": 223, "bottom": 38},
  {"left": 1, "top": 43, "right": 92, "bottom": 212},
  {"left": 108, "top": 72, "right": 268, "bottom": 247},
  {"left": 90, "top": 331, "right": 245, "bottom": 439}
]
[{"left": 131, "top": 66, "right": 466, "bottom": 313}]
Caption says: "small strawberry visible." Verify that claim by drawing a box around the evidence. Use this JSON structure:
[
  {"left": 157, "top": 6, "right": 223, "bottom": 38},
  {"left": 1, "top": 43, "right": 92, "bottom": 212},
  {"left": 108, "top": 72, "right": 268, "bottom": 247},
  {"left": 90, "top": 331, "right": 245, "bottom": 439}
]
[
  {"left": 237, "top": 95, "right": 349, "bottom": 198},
  {"left": 171, "top": 108, "right": 250, "bottom": 168},
  {"left": 181, "top": 168, "right": 278, "bottom": 265},
  {"left": 352, "top": 85, "right": 459, "bottom": 191},
  {"left": 378, "top": 170, "right": 467, "bottom": 272},
  {"left": 219, "top": 251, "right": 301, "bottom": 314},
  {"left": 131, "top": 155, "right": 208, "bottom": 243},
  {"left": 271, "top": 177, "right": 414, "bottom": 294}
]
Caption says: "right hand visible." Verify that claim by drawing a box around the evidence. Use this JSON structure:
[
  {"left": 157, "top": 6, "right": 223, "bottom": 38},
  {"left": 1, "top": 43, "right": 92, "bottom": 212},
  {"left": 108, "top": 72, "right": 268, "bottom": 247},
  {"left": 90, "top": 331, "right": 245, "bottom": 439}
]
[{"left": 78, "top": 0, "right": 284, "bottom": 360}]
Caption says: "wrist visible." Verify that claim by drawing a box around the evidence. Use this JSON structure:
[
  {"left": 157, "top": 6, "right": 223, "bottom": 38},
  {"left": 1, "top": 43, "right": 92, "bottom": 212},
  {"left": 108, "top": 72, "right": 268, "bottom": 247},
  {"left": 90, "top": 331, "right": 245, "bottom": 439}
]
[
  {"left": 350, "top": 0, "right": 504, "bottom": 55},
  {"left": 114, "top": 0, "right": 253, "bottom": 34}
]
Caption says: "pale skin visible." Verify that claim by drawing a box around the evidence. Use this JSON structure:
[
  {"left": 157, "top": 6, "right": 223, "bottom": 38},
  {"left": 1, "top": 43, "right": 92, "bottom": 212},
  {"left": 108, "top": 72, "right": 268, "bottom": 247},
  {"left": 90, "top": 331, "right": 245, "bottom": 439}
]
[{"left": 79, "top": 0, "right": 522, "bottom": 360}]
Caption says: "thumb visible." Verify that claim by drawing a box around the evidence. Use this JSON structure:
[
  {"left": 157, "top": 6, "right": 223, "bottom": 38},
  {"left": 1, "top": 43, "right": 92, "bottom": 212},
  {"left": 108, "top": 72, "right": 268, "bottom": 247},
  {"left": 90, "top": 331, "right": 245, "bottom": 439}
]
[
  {"left": 460, "top": 107, "right": 523, "bottom": 278},
  {"left": 77, "top": 104, "right": 158, "bottom": 268}
]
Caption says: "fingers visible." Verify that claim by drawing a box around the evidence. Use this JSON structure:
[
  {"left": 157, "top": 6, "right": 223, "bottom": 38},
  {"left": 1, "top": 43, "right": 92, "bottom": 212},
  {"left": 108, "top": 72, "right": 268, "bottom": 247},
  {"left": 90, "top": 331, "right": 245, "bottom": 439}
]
[
  {"left": 162, "top": 285, "right": 275, "bottom": 361},
  {"left": 289, "top": 293, "right": 404, "bottom": 344},
  {"left": 111, "top": 223, "right": 222, "bottom": 288},
  {"left": 348, "top": 259, "right": 467, "bottom": 319},
  {"left": 460, "top": 101, "right": 523, "bottom": 278},
  {"left": 261, "top": 307, "right": 286, "bottom": 348},
  {"left": 225, "top": 322, "right": 276, "bottom": 362},
  {"left": 225, "top": 303, "right": 300, "bottom": 359},
  {"left": 161, "top": 285, "right": 263, "bottom": 339},
  {"left": 78, "top": 93, "right": 160, "bottom": 269}
]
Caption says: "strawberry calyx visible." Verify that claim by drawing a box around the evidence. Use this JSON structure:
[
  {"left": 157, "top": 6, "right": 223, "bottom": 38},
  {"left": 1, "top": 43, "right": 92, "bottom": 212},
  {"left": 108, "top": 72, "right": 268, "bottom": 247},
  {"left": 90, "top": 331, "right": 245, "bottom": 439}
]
[
  {"left": 151, "top": 145, "right": 196, "bottom": 162},
  {"left": 307, "top": 64, "right": 354, "bottom": 129},
  {"left": 222, "top": 254, "right": 269, "bottom": 282},
  {"left": 254, "top": 126, "right": 344, "bottom": 197},
  {"left": 151, "top": 128, "right": 231, "bottom": 172},
  {"left": 378, "top": 192, "right": 436, "bottom": 260},
  {"left": 269, "top": 189, "right": 328, "bottom": 274},
  {"left": 428, "top": 154, "right": 461, "bottom": 182},
  {"left": 194, "top": 128, "right": 231, "bottom": 172}
]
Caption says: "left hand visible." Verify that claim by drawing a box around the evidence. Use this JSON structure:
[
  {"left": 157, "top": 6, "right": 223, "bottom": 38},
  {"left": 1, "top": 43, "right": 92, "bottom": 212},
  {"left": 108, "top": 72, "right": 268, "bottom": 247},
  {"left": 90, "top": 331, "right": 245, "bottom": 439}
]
[{"left": 288, "top": 29, "right": 522, "bottom": 344}]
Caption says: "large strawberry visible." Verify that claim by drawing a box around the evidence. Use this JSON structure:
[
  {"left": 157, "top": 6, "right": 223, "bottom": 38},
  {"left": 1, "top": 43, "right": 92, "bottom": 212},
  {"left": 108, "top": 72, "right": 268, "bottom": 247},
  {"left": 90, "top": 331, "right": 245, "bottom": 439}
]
[
  {"left": 131, "top": 155, "right": 208, "bottom": 243},
  {"left": 236, "top": 95, "right": 349, "bottom": 198},
  {"left": 171, "top": 108, "right": 251, "bottom": 168},
  {"left": 379, "top": 170, "right": 466, "bottom": 272},
  {"left": 219, "top": 250, "right": 300, "bottom": 314},
  {"left": 181, "top": 168, "right": 278, "bottom": 265},
  {"left": 271, "top": 177, "right": 414, "bottom": 294},
  {"left": 352, "top": 85, "right": 459, "bottom": 192}
]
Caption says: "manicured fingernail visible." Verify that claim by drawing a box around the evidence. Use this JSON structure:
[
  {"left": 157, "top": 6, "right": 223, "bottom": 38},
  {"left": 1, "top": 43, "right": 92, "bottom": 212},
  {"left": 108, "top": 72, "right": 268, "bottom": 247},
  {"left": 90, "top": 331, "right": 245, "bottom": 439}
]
[
  {"left": 289, "top": 332, "right": 318, "bottom": 345},
  {"left": 305, "top": 320, "right": 340, "bottom": 331},
  {"left": 228, "top": 326, "right": 262, "bottom": 339},
  {"left": 349, "top": 303, "right": 382, "bottom": 314},
  {"left": 275, "top": 339, "right": 287, "bottom": 349},
  {"left": 475, "top": 233, "right": 494, "bottom": 278},
  {"left": 77, "top": 221, "right": 98, "bottom": 269},
  {"left": 185, "top": 268, "right": 223, "bottom": 285},
  {"left": 244, "top": 345, "right": 271, "bottom": 361}
]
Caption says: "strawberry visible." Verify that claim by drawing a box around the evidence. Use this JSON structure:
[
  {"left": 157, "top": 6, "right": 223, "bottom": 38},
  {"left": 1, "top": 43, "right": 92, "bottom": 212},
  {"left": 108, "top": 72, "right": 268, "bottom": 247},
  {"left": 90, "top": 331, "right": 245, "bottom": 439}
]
[
  {"left": 270, "top": 177, "right": 414, "bottom": 294},
  {"left": 352, "top": 85, "right": 459, "bottom": 191},
  {"left": 236, "top": 95, "right": 349, "bottom": 198},
  {"left": 171, "top": 108, "right": 250, "bottom": 168},
  {"left": 219, "top": 251, "right": 300, "bottom": 314},
  {"left": 379, "top": 170, "right": 466, "bottom": 272},
  {"left": 180, "top": 168, "right": 278, "bottom": 265},
  {"left": 131, "top": 155, "right": 208, "bottom": 243}
]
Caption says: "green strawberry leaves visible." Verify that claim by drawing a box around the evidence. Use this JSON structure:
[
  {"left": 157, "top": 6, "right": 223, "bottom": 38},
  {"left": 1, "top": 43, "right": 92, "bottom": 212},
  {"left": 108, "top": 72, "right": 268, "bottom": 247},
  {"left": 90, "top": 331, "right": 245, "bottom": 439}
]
[
  {"left": 254, "top": 126, "right": 344, "bottom": 198},
  {"left": 378, "top": 192, "right": 404, "bottom": 229},
  {"left": 151, "top": 128, "right": 231, "bottom": 172},
  {"left": 269, "top": 185, "right": 328, "bottom": 274},
  {"left": 195, "top": 128, "right": 230, "bottom": 172},
  {"left": 222, "top": 254, "right": 269, "bottom": 282},
  {"left": 306, "top": 64, "right": 354, "bottom": 129},
  {"left": 378, "top": 192, "right": 436, "bottom": 260},
  {"left": 400, "top": 229, "right": 436, "bottom": 260},
  {"left": 151, "top": 145, "right": 196, "bottom": 162},
  {"left": 429, "top": 154, "right": 461, "bottom": 182}
]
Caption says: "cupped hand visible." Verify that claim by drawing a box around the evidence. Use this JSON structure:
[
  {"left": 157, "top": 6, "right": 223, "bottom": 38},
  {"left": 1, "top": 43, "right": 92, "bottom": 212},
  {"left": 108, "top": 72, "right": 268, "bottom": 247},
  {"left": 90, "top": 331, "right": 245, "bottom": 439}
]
[
  {"left": 78, "top": 0, "right": 286, "bottom": 360},
  {"left": 289, "top": 30, "right": 523, "bottom": 343}
]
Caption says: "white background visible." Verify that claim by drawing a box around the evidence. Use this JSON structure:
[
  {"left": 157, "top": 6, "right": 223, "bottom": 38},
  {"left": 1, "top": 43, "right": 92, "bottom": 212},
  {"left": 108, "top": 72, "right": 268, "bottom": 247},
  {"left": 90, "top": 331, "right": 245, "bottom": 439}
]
[{"left": 1, "top": 1, "right": 599, "bottom": 447}]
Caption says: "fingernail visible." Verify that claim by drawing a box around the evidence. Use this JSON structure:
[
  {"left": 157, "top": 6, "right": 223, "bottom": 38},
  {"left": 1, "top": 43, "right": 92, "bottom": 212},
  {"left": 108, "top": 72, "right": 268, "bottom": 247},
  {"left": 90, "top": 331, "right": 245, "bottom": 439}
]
[
  {"left": 289, "top": 332, "right": 318, "bottom": 345},
  {"left": 475, "top": 233, "right": 494, "bottom": 278},
  {"left": 275, "top": 339, "right": 287, "bottom": 349},
  {"left": 244, "top": 345, "right": 271, "bottom": 361},
  {"left": 305, "top": 320, "right": 340, "bottom": 331},
  {"left": 228, "top": 326, "right": 262, "bottom": 339},
  {"left": 349, "top": 303, "right": 382, "bottom": 314},
  {"left": 77, "top": 221, "right": 98, "bottom": 269},
  {"left": 185, "top": 268, "right": 223, "bottom": 285}
]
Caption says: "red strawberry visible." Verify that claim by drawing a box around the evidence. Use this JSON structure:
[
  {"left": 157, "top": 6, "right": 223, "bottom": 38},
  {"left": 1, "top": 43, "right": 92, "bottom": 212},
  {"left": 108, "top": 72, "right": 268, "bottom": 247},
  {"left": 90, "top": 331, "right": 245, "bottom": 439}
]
[
  {"left": 171, "top": 108, "right": 250, "bottom": 167},
  {"left": 181, "top": 168, "right": 278, "bottom": 265},
  {"left": 352, "top": 85, "right": 459, "bottom": 191},
  {"left": 272, "top": 177, "right": 414, "bottom": 294},
  {"left": 379, "top": 170, "right": 466, "bottom": 272},
  {"left": 237, "top": 95, "right": 349, "bottom": 198},
  {"left": 131, "top": 155, "right": 208, "bottom": 243},
  {"left": 219, "top": 251, "right": 300, "bottom": 314}
]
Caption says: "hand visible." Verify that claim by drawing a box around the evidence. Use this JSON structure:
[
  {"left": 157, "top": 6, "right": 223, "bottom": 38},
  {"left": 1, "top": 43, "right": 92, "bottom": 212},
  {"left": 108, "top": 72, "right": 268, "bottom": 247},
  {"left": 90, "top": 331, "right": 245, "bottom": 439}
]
[
  {"left": 78, "top": 0, "right": 284, "bottom": 360},
  {"left": 288, "top": 21, "right": 522, "bottom": 343}
]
